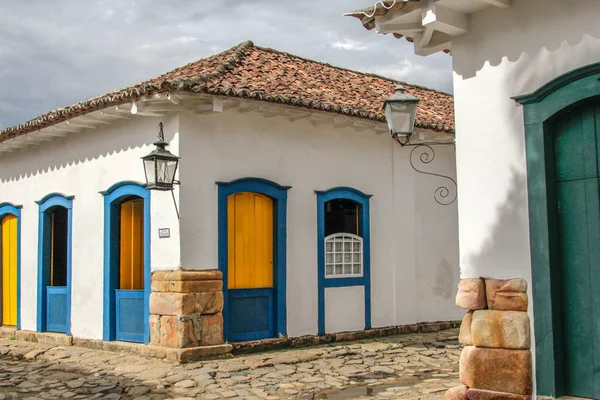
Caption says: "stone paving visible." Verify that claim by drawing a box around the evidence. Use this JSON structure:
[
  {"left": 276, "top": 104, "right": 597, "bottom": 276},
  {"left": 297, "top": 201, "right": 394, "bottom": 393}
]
[{"left": 0, "top": 329, "right": 461, "bottom": 400}]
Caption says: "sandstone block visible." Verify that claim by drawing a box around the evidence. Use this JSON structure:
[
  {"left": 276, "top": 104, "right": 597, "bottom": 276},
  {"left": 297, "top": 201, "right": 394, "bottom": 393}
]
[
  {"left": 467, "top": 389, "right": 531, "bottom": 400},
  {"left": 196, "top": 291, "right": 224, "bottom": 315},
  {"left": 200, "top": 314, "right": 224, "bottom": 346},
  {"left": 485, "top": 279, "right": 528, "bottom": 311},
  {"left": 149, "top": 292, "right": 196, "bottom": 316},
  {"left": 152, "top": 269, "right": 222, "bottom": 282},
  {"left": 471, "top": 310, "right": 530, "bottom": 349},
  {"left": 456, "top": 278, "right": 486, "bottom": 310},
  {"left": 151, "top": 280, "right": 171, "bottom": 293},
  {"left": 159, "top": 315, "right": 199, "bottom": 348},
  {"left": 160, "top": 316, "right": 178, "bottom": 348},
  {"left": 169, "top": 280, "right": 223, "bottom": 293},
  {"left": 446, "top": 385, "right": 468, "bottom": 400},
  {"left": 149, "top": 315, "right": 161, "bottom": 346},
  {"left": 460, "top": 346, "right": 532, "bottom": 395},
  {"left": 459, "top": 311, "right": 474, "bottom": 346}
]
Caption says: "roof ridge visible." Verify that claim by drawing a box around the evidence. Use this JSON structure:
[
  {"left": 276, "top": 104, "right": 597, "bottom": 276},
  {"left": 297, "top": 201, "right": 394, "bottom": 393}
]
[{"left": 250, "top": 42, "right": 452, "bottom": 97}]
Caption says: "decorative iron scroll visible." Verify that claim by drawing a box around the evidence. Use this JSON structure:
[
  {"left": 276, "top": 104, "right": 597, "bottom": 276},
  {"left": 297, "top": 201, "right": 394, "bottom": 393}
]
[{"left": 409, "top": 144, "right": 457, "bottom": 206}]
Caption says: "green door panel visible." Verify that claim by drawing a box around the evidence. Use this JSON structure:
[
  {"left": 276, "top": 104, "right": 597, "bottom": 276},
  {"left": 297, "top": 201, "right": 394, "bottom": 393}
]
[{"left": 554, "top": 101, "right": 600, "bottom": 399}]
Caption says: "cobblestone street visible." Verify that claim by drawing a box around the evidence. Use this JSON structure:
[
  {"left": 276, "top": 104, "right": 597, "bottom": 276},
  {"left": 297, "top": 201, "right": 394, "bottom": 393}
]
[{"left": 0, "top": 329, "right": 460, "bottom": 400}]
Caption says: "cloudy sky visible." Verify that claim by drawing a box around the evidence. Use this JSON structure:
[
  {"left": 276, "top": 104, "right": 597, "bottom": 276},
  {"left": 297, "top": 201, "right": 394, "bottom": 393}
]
[{"left": 0, "top": 0, "right": 453, "bottom": 129}]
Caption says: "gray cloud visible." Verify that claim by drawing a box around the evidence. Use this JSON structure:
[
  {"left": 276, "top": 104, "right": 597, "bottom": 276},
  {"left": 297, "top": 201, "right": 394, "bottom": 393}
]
[{"left": 0, "top": 0, "right": 452, "bottom": 129}]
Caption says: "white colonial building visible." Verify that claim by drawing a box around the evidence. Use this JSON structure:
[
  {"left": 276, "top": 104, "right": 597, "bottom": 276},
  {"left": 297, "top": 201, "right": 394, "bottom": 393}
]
[
  {"left": 347, "top": 0, "right": 600, "bottom": 398},
  {"left": 0, "top": 41, "right": 460, "bottom": 358}
]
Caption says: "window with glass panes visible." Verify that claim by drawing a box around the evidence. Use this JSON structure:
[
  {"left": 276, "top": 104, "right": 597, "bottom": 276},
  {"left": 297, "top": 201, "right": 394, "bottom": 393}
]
[{"left": 324, "top": 199, "right": 363, "bottom": 278}]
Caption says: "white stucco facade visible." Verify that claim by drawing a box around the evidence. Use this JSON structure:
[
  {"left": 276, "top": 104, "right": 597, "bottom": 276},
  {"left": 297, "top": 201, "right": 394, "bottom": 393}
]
[
  {"left": 452, "top": 0, "right": 600, "bottom": 283},
  {"left": 0, "top": 103, "right": 461, "bottom": 340}
]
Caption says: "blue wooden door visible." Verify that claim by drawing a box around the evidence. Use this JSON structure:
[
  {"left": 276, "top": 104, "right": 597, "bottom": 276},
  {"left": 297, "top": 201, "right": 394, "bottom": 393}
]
[
  {"left": 554, "top": 100, "right": 600, "bottom": 398},
  {"left": 46, "top": 208, "right": 69, "bottom": 334},
  {"left": 115, "top": 199, "right": 145, "bottom": 342},
  {"left": 227, "top": 192, "right": 275, "bottom": 342}
]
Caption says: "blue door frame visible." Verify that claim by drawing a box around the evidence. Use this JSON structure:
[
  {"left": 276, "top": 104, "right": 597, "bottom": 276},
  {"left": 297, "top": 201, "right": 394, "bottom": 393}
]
[
  {"left": 315, "top": 187, "right": 372, "bottom": 335},
  {"left": 101, "top": 181, "right": 151, "bottom": 343},
  {"left": 36, "top": 193, "right": 73, "bottom": 335},
  {"left": 217, "top": 177, "right": 291, "bottom": 342},
  {"left": 0, "top": 202, "right": 22, "bottom": 329}
]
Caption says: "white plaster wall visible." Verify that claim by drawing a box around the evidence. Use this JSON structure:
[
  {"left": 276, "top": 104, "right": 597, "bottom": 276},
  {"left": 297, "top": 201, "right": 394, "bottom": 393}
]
[
  {"left": 452, "top": 0, "right": 600, "bottom": 281},
  {"left": 0, "top": 115, "right": 181, "bottom": 339},
  {"left": 452, "top": 1, "right": 600, "bottom": 394},
  {"left": 179, "top": 109, "right": 462, "bottom": 337}
]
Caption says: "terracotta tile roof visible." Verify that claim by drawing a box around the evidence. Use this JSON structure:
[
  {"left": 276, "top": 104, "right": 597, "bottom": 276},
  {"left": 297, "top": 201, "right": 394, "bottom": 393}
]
[{"left": 0, "top": 40, "right": 454, "bottom": 142}]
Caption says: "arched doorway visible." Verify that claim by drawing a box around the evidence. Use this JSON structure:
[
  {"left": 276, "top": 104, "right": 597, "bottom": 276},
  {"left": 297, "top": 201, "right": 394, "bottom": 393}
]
[
  {"left": 36, "top": 194, "right": 73, "bottom": 335},
  {"left": 102, "top": 182, "right": 150, "bottom": 343},
  {"left": 0, "top": 203, "right": 21, "bottom": 328},
  {"left": 515, "top": 63, "right": 600, "bottom": 398},
  {"left": 217, "top": 178, "right": 290, "bottom": 342}
]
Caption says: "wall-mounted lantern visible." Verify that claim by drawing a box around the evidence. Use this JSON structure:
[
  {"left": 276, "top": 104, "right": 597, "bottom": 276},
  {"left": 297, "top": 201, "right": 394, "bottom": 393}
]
[
  {"left": 383, "top": 85, "right": 420, "bottom": 146},
  {"left": 142, "top": 121, "right": 181, "bottom": 219},
  {"left": 142, "top": 122, "right": 180, "bottom": 191}
]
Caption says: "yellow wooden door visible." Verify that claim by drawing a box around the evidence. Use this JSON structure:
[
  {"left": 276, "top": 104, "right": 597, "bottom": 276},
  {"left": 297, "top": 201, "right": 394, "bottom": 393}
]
[
  {"left": 2, "top": 215, "right": 18, "bottom": 326},
  {"left": 120, "top": 199, "right": 144, "bottom": 290},
  {"left": 228, "top": 192, "right": 273, "bottom": 289}
]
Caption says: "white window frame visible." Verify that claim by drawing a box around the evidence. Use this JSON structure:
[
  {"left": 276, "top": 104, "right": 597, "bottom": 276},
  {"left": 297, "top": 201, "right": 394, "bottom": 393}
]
[{"left": 324, "top": 233, "right": 363, "bottom": 278}]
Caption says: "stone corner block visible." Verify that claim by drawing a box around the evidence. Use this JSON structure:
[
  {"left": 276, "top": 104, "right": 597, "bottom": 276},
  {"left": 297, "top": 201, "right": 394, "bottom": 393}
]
[
  {"left": 460, "top": 346, "right": 532, "bottom": 395},
  {"left": 196, "top": 291, "right": 224, "bottom": 315},
  {"left": 200, "top": 314, "right": 224, "bottom": 346},
  {"left": 149, "top": 292, "right": 196, "bottom": 316},
  {"left": 459, "top": 311, "right": 474, "bottom": 346},
  {"left": 456, "top": 278, "right": 487, "bottom": 310},
  {"left": 446, "top": 385, "right": 468, "bottom": 400},
  {"left": 471, "top": 310, "right": 530, "bottom": 350},
  {"left": 485, "top": 278, "right": 528, "bottom": 311}
]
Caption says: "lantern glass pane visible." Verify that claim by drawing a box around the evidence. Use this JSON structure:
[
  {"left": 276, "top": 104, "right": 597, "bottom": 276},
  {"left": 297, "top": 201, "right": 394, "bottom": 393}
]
[
  {"left": 385, "top": 102, "right": 414, "bottom": 134},
  {"left": 156, "top": 158, "right": 178, "bottom": 186},
  {"left": 144, "top": 158, "right": 156, "bottom": 186}
]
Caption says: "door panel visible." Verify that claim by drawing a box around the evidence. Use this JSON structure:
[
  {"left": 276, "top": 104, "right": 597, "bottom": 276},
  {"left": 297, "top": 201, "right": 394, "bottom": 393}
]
[
  {"left": 228, "top": 193, "right": 273, "bottom": 289},
  {"left": 227, "top": 192, "right": 275, "bottom": 341},
  {"left": 554, "top": 101, "right": 600, "bottom": 399},
  {"left": 120, "top": 199, "right": 144, "bottom": 290},
  {"left": 2, "top": 215, "right": 17, "bottom": 326},
  {"left": 116, "top": 198, "right": 145, "bottom": 342}
]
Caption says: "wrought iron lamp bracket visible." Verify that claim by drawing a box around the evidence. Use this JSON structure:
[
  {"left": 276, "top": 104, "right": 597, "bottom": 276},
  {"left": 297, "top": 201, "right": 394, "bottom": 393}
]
[{"left": 395, "top": 135, "right": 457, "bottom": 206}]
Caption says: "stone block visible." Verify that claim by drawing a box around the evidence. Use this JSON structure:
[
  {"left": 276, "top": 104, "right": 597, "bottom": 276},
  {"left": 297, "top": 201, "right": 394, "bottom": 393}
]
[
  {"left": 471, "top": 310, "right": 530, "bottom": 349},
  {"left": 446, "top": 385, "right": 468, "bottom": 400},
  {"left": 149, "top": 315, "right": 161, "bottom": 345},
  {"left": 169, "top": 280, "right": 223, "bottom": 293},
  {"left": 151, "top": 280, "right": 171, "bottom": 293},
  {"left": 149, "top": 292, "right": 195, "bottom": 316},
  {"left": 456, "top": 278, "right": 486, "bottom": 310},
  {"left": 460, "top": 346, "right": 532, "bottom": 395},
  {"left": 159, "top": 315, "right": 199, "bottom": 348},
  {"left": 459, "top": 311, "right": 474, "bottom": 346},
  {"left": 200, "top": 314, "right": 224, "bottom": 346},
  {"left": 159, "top": 316, "right": 178, "bottom": 348},
  {"left": 152, "top": 269, "right": 222, "bottom": 282},
  {"left": 466, "top": 389, "right": 531, "bottom": 400},
  {"left": 485, "top": 279, "right": 528, "bottom": 311},
  {"left": 196, "top": 291, "right": 224, "bottom": 315}
]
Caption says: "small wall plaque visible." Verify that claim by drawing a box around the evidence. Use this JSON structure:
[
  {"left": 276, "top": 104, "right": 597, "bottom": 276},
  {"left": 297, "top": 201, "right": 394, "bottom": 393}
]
[{"left": 158, "top": 228, "right": 170, "bottom": 238}]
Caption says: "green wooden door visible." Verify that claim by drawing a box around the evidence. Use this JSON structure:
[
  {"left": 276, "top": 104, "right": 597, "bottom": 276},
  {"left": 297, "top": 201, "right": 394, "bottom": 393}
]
[{"left": 554, "top": 100, "right": 600, "bottom": 398}]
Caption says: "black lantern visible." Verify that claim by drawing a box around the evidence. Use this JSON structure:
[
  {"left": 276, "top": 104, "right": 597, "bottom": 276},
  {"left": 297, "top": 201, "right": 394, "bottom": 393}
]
[
  {"left": 142, "top": 122, "right": 180, "bottom": 191},
  {"left": 383, "top": 85, "right": 420, "bottom": 146}
]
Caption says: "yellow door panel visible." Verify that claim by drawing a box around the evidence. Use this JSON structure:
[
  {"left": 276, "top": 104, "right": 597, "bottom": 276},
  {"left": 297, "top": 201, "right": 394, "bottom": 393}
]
[
  {"left": 228, "top": 192, "right": 273, "bottom": 289},
  {"left": 2, "top": 215, "right": 18, "bottom": 326},
  {"left": 120, "top": 199, "right": 144, "bottom": 290}
]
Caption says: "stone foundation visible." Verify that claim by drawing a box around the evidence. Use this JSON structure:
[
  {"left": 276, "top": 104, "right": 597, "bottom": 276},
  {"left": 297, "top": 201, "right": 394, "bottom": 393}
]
[
  {"left": 447, "top": 278, "right": 532, "bottom": 400},
  {"left": 149, "top": 269, "right": 231, "bottom": 360}
]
